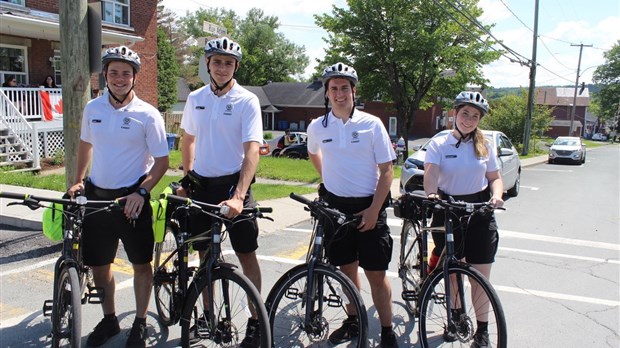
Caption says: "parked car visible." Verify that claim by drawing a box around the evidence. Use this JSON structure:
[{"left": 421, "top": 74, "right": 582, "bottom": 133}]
[
  {"left": 259, "top": 139, "right": 270, "bottom": 156},
  {"left": 591, "top": 133, "right": 607, "bottom": 141},
  {"left": 279, "top": 142, "right": 309, "bottom": 159},
  {"left": 400, "top": 129, "right": 522, "bottom": 197},
  {"left": 270, "top": 132, "right": 307, "bottom": 157},
  {"left": 547, "top": 136, "right": 586, "bottom": 164}
]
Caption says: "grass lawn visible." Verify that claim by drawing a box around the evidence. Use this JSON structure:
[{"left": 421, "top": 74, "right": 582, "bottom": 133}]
[{"left": 0, "top": 152, "right": 402, "bottom": 200}]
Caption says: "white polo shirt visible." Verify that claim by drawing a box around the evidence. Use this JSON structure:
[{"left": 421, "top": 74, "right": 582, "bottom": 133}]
[
  {"left": 81, "top": 92, "right": 169, "bottom": 189},
  {"left": 181, "top": 82, "right": 263, "bottom": 177},
  {"left": 307, "top": 109, "right": 396, "bottom": 197},
  {"left": 425, "top": 132, "right": 500, "bottom": 196}
]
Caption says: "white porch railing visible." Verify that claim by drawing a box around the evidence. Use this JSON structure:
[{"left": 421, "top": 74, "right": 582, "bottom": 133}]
[{"left": 0, "top": 87, "right": 63, "bottom": 121}]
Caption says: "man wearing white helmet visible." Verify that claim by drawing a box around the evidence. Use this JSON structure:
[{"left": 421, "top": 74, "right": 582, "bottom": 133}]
[
  {"left": 306, "top": 62, "right": 399, "bottom": 347},
  {"left": 424, "top": 91, "right": 504, "bottom": 348},
  {"left": 178, "top": 37, "right": 264, "bottom": 347},
  {"left": 68, "top": 46, "right": 169, "bottom": 347}
]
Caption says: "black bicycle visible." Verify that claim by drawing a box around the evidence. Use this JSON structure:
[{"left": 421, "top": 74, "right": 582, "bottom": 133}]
[
  {"left": 403, "top": 194, "right": 508, "bottom": 348},
  {"left": 394, "top": 190, "right": 439, "bottom": 316},
  {"left": 265, "top": 193, "right": 368, "bottom": 347},
  {"left": 0, "top": 190, "right": 123, "bottom": 348},
  {"left": 152, "top": 193, "right": 273, "bottom": 347}
]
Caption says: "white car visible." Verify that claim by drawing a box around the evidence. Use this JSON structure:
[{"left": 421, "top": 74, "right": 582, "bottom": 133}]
[
  {"left": 400, "top": 130, "right": 522, "bottom": 197},
  {"left": 548, "top": 136, "right": 586, "bottom": 164}
]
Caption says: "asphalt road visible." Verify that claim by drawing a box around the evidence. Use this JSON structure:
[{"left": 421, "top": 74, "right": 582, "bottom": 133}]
[{"left": 1, "top": 145, "right": 618, "bottom": 347}]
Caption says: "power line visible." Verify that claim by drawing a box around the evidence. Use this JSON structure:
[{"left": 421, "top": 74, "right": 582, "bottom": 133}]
[{"left": 498, "top": 0, "right": 533, "bottom": 32}]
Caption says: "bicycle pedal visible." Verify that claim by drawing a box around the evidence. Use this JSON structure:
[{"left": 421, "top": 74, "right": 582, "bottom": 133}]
[
  {"left": 42, "top": 300, "right": 53, "bottom": 317},
  {"left": 402, "top": 290, "right": 418, "bottom": 301},
  {"left": 87, "top": 285, "right": 105, "bottom": 304},
  {"left": 326, "top": 293, "right": 343, "bottom": 307}
]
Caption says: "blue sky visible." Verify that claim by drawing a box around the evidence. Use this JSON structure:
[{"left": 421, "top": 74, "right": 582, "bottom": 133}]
[{"left": 162, "top": 0, "right": 619, "bottom": 88}]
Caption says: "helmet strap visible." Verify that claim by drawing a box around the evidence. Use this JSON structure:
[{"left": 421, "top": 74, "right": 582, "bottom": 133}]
[
  {"left": 104, "top": 73, "right": 135, "bottom": 106},
  {"left": 454, "top": 125, "right": 474, "bottom": 148}
]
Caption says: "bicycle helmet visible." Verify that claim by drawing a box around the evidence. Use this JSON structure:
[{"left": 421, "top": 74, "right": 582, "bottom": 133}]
[
  {"left": 205, "top": 37, "right": 243, "bottom": 62},
  {"left": 102, "top": 46, "right": 141, "bottom": 73},
  {"left": 321, "top": 62, "right": 358, "bottom": 86},
  {"left": 454, "top": 91, "right": 489, "bottom": 114}
]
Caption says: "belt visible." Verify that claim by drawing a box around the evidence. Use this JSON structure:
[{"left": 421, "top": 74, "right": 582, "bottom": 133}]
[
  {"left": 85, "top": 175, "right": 145, "bottom": 200},
  {"left": 438, "top": 188, "right": 490, "bottom": 203}
]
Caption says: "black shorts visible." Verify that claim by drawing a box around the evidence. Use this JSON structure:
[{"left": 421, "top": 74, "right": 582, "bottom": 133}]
[
  {"left": 187, "top": 171, "right": 259, "bottom": 253},
  {"left": 323, "top": 192, "right": 393, "bottom": 271},
  {"left": 82, "top": 189, "right": 154, "bottom": 266},
  {"left": 430, "top": 190, "right": 499, "bottom": 264}
]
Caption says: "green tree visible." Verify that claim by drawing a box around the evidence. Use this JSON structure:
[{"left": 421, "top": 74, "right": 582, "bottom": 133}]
[
  {"left": 178, "top": 7, "right": 308, "bottom": 87},
  {"left": 315, "top": 0, "right": 501, "bottom": 151},
  {"left": 592, "top": 41, "right": 620, "bottom": 124},
  {"left": 481, "top": 90, "right": 553, "bottom": 150},
  {"left": 156, "top": 26, "right": 179, "bottom": 112}
]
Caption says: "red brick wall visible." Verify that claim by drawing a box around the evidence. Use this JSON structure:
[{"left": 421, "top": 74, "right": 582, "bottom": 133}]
[
  {"left": 23, "top": 0, "right": 158, "bottom": 107},
  {"left": 28, "top": 39, "right": 56, "bottom": 86}
]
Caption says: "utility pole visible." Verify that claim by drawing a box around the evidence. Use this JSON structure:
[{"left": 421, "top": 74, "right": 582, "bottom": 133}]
[
  {"left": 522, "top": 0, "right": 539, "bottom": 156},
  {"left": 569, "top": 43, "right": 592, "bottom": 136},
  {"left": 59, "top": 0, "right": 91, "bottom": 190}
]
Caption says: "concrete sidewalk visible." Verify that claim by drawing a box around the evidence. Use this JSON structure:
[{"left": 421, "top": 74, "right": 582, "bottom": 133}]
[{"left": 0, "top": 155, "right": 549, "bottom": 232}]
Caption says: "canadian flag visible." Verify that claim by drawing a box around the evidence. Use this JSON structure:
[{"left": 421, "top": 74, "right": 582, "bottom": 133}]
[{"left": 40, "top": 90, "right": 63, "bottom": 121}]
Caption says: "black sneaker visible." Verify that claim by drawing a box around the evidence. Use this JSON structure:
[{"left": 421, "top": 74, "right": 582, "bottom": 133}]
[
  {"left": 470, "top": 331, "right": 489, "bottom": 348},
  {"left": 87, "top": 316, "right": 121, "bottom": 347},
  {"left": 240, "top": 321, "right": 260, "bottom": 348},
  {"left": 380, "top": 330, "right": 399, "bottom": 348},
  {"left": 125, "top": 321, "right": 147, "bottom": 348},
  {"left": 328, "top": 317, "right": 360, "bottom": 344}
]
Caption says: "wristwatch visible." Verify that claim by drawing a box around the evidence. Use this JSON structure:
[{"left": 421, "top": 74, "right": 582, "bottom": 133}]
[{"left": 136, "top": 187, "right": 150, "bottom": 200}]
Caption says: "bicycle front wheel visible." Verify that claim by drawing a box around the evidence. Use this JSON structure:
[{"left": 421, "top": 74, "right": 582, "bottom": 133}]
[
  {"left": 153, "top": 221, "right": 182, "bottom": 326},
  {"left": 399, "top": 220, "right": 423, "bottom": 316},
  {"left": 266, "top": 264, "right": 368, "bottom": 347},
  {"left": 51, "top": 266, "right": 82, "bottom": 348},
  {"left": 418, "top": 263, "right": 507, "bottom": 348},
  {"left": 180, "top": 266, "right": 270, "bottom": 347}
]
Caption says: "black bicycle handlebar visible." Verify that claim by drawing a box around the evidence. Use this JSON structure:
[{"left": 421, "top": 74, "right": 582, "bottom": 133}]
[
  {"left": 0, "top": 190, "right": 125, "bottom": 208},
  {"left": 422, "top": 196, "right": 505, "bottom": 213},
  {"left": 161, "top": 193, "right": 273, "bottom": 216},
  {"left": 289, "top": 192, "right": 360, "bottom": 225}
]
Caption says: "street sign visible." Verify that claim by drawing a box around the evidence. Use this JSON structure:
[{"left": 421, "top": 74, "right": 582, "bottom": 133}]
[{"left": 203, "top": 21, "right": 227, "bottom": 36}]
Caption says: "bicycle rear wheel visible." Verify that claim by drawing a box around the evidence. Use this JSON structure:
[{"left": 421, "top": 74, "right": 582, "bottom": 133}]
[
  {"left": 180, "top": 266, "right": 270, "bottom": 347},
  {"left": 266, "top": 263, "right": 368, "bottom": 347},
  {"left": 418, "top": 263, "right": 507, "bottom": 348},
  {"left": 51, "top": 266, "right": 82, "bottom": 348},
  {"left": 399, "top": 220, "right": 423, "bottom": 316},
  {"left": 153, "top": 221, "right": 181, "bottom": 326}
]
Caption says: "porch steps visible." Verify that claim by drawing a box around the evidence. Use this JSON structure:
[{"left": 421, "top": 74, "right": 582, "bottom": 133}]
[{"left": 0, "top": 130, "right": 36, "bottom": 172}]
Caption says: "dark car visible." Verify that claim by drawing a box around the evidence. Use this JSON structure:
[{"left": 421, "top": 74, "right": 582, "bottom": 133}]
[{"left": 279, "top": 142, "right": 308, "bottom": 159}]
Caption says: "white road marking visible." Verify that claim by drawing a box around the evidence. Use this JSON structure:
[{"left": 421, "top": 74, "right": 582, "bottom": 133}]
[
  {"left": 525, "top": 168, "right": 574, "bottom": 172},
  {"left": 499, "top": 246, "right": 620, "bottom": 264},
  {"left": 0, "top": 258, "right": 56, "bottom": 277},
  {"left": 519, "top": 185, "right": 540, "bottom": 190},
  {"left": 500, "top": 230, "right": 619, "bottom": 251}
]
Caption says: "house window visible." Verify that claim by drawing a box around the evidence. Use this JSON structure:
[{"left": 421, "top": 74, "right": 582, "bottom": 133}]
[
  {"left": 52, "top": 50, "right": 62, "bottom": 86},
  {"left": 102, "top": 0, "right": 130, "bottom": 26},
  {"left": 0, "top": 44, "right": 28, "bottom": 85},
  {"left": 0, "top": 0, "right": 26, "bottom": 6},
  {"left": 388, "top": 117, "right": 397, "bottom": 136}
]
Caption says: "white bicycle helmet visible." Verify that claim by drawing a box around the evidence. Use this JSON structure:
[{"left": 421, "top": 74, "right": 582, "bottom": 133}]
[
  {"left": 205, "top": 37, "right": 243, "bottom": 62},
  {"left": 454, "top": 91, "right": 489, "bottom": 114},
  {"left": 321, "top": 62, "right": 358, "bottom": 85},
  {"left": 102, "top": 46, "right": 141, "bottom": 72}
]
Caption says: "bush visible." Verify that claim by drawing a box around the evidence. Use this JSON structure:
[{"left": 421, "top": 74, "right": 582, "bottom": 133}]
[{"left": 264, "top": 132, "right": 273, "bottom": 140}]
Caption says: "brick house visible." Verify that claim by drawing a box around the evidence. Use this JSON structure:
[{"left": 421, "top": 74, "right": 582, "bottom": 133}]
[
  {"left": 535, "top": 86, "right": 591, "bottom": 138},
  {"left": 0, "top": 0, "right": 158, "bottom": 106},
  {"left": 241, "top": 80, "right": 444, "bottom": 139},
  {"left": 0, "top": 0, "right": 158, "bottom": 171}
]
